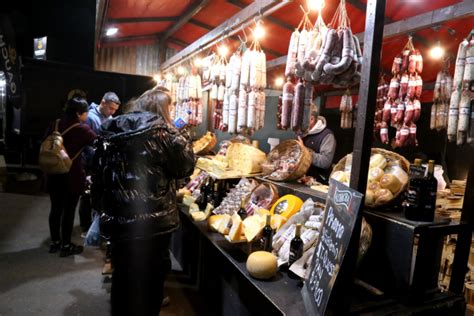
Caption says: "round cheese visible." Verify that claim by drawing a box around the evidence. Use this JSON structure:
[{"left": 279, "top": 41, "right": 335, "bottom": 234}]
[
  {"left": 270, "top": 195, "right": 303, "bottom": 219},
  {"left": 246, "top": 251, "right": 278, "bottom": 280}
]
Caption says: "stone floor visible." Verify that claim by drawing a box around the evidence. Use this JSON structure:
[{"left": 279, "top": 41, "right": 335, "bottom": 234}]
[{"left": 0, "top": 192, "right": 205, "bottom": 315}]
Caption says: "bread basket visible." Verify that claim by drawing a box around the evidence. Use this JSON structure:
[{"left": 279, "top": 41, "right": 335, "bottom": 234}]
[
  {"left": 265, "top": 140, "right": 312, "bottom": 182},
  {"left": 331, "top": 148, "right": 410, "bottom": 207}
]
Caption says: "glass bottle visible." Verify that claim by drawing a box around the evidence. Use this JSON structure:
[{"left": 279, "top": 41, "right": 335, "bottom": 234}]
[
  {"left": 421, "top": 160, "right": 437, "bottom": 221},
  {"left": 237, "top": 197, "right": 247, "bottom": 220},
  {"left": 261, "top": 214, "right": 273, "bottom": 252},
  {"left": 289, "top": 224, "right": 304, "bottom": 267},
  {"left": 404, "top": 158, "right": 425, "bottom": 221}
]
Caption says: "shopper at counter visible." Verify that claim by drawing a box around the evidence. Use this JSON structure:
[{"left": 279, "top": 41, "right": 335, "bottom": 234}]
[
  {"left": 298, "top": 111, "right": 336, "bottom": 184},
  {"left": 44, "top": 98, "right": 97, "bottom": 257},
  {"left": 91, "top": 87, "right": 195, "bottom": 316}
]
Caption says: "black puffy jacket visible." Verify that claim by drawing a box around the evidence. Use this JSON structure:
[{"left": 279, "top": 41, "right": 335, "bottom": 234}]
[{"left": 91, "top": 111, "right": 195, "bottom": 241}]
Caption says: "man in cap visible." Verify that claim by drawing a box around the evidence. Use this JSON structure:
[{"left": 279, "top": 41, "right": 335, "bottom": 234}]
[{"left": 298, "top": 110, "right": 336, "bottom": 184}]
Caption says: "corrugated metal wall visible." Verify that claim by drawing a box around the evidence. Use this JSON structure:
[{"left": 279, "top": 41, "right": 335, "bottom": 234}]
[{"left": 96, "top": 43, "right": 159, "bottom": 76}]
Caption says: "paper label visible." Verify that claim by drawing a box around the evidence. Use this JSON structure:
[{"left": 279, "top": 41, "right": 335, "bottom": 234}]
[
  {"left": 449, "top": 109, "right": 459, "bottom": 115},
  {"left": 466, "top": 56, "right": 474, "bottom": 64},
  {"left": 398, "top": 103, "right": 405, "bottom": 110},
  {"left": 282, "top": 93, "right": 293, "bottom": 101},
  {"left": 401, "top": 129, "right": 409, "bottom": 136},
  {"left": 390, "top": 81, "right": 400, "bottom": 88},
  {"left": 381, "top": 128, "right": 388, "bottom": 134},
  {"left": 460, "top": 108, "right": 470, "bottom": 114}
]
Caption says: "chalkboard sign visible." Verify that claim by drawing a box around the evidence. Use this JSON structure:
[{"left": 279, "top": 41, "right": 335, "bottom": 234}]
[{"left": 301, "top": 179, "right": 363, "bottom": 315}]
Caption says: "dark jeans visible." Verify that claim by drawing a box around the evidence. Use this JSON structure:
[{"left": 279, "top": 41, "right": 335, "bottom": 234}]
[
  {"left": 48, "top": 177, "right": 80, "bottom": 246},
  {"left": 111, "top": 234, "right": 171, "bottom": 316},
  {"left": 78, "top": 192, "right": 92, "bottom": 233}
]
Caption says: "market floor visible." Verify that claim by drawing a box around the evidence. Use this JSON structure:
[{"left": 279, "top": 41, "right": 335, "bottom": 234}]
[{"left": 0, "top": 192, "right": 205, "bottom": 316}]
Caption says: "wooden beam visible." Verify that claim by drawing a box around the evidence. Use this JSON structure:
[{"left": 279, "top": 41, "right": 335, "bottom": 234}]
[
  {"left": 168, "top": 37, "right": 190, "bottom": 48},
  {"left": 226, "top": 0, "right": 294, "bottom": 31},
  {"left": 161, "top": 0, "right": 210, "bottom": 42},
  {"left": 266, "top": 55, "right": 286, "bottom": 70},
  {"left": 102, "top": 34, "right": 160, "bottom": 43},
  {"left": 161, "top": 0, "right": 291, "bottom": 71},
  {"left": 108, "top": 16, "right": 179, "bottom": 24},
  {"left": 267, "top": 0, "right": 474, "bottom": 69},
  {"left": 347, "top": 0, "right": 429, "bottom": 47}
]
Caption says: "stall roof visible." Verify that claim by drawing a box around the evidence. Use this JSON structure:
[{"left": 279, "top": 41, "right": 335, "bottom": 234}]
[{"left": 99, "top": 0, "right": 474, "bottom": 88}]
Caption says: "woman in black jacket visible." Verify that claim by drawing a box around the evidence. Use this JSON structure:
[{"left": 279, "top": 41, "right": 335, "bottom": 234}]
[{"left": 91, "top": 87, "right": 195, "bottom": 316}]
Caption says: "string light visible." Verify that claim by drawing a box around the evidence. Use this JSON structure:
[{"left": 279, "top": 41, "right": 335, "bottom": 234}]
[
  {"left": 307, "top": 0, "right": 325, "bottom": 11},
  {"left": 253, "top": 23, "right": 265, "bottom": 40},
  {"left": 218, "top": 45, "right": 229, "bottom": 57},
  {"left": 430, "top": 42, "right": 445, "bottom": 59},
  {"left": 274, "top": 77, "right": 284, "bottom": 87},
  {"left": 106, "top": 27, "right": 118, "bottom": 36}
]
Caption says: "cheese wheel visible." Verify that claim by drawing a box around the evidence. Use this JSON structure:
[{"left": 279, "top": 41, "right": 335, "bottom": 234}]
[
  {"left": 365, "top": 190, "right": 375, "bottom": 205},
  {"left": 246, "top": 251, "right": 278, "bottom": 280},
  {"left": 379, "top": 173, "right": 402, "bottom": 193},
  {"left": 229, "top": 213, "right": 243, "bottom": 241},
  {"left": 374, "top": 188, "right": 394, "bottom": 204},
  {"left": 191, "top": 211, "right": 207, "bottom": 221},
  {"left": 369, "top": 154, "right": 387, "bottom": 169},
  {"left": 208, "top": 214, "right": 230, "bottom": 232},
  {"left": 270, "top": 195, "right": 303, "bottom": 219},
  {"left": 368, "top": 167, "right": 384, "bottom": 182}
]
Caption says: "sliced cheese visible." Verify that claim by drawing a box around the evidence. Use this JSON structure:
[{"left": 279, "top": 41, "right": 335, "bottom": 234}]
[
  {"left": 183, "top": 195, "right": 196, "bottom": 206},
  {"left": 203, "top": 203, "right": 214, "bottom": 218},
  {"left": 255, "top": 208, "right": 270, "bottom": 219},
  {"left": 189, "top": 203, "right": 199, "bottom": 214},
  {"left": 208, "top": 214, "right": 227, "bottom": 232},
  {"left": 217, "top": 215, "right": 233, "bottom": 235},
  {"left": 229, "top": 213, "right": 243, "bottom": 241},
  {"left": 271, "top": 214, "right": 287, "bottom": 231},
  {"left": 243, "top": 215, "right": 265, "bottom": 241},
  {"left": 191, "top": 211, "right": 207, "bottom": 222}
]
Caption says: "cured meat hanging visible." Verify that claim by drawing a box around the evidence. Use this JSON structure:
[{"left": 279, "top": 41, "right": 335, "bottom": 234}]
[
  {"left": 431, "top": 59, "right": 452, "bottom": 131},
  {"left": 340, "top": 89, "right": 353, "bottom": 129},
  {"left": 375, "top": 36, "right": 423, "bottom": 148},
  {"left": 171, "top": 67, "right": 203, "bottom": 127},
  {"left": 447, "top": 31, "right": 474, "bottom": 145}
]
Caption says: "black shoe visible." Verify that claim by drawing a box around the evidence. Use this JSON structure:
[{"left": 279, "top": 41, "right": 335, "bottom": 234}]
[
  {"left": 59, "top": 243, "right": 84, "bottom": 257},
  {"left": 49, "top": 241, "right": 61, "bottom": 253}
]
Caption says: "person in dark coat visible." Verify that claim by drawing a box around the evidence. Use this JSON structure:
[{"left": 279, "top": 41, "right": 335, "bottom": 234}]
[
  {"left": 91, "top": 87, "right": 195, "bottom": 316},
  {"left": 298, "top": 111, "right": 336, "bottom": 184},
  {"left": 45, "top": 97, "right": 97, "bottom": 256}
]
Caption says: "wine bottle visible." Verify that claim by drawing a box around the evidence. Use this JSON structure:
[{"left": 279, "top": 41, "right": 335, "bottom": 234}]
[
  {"left": 211, "top": 182, "right": 221, "bottom": 207},
  {"left": 261, "top": 214, "right": 273, "bottom": 252},
  {"left": 420, "top": 160, "right": 437, "bottom": 221},
  {"left": 237, "top": 197, "right": 247, "bottom": 220},
  {"left": 196, "top": 179, "right": 209, "bottom": 210},
  {"left": 289, "top": 224, "right": 303, "bottom": 267},
  {"left": 404, "top": 158, "right": 425, "bottom": 221}
]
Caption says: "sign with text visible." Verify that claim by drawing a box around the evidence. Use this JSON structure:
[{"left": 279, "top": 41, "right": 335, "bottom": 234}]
[
  {"left": 34, "top": 37, "right": 47, "bottom": 60},
  {"left": 302, "top": 179, "right": 363, "bottom": 315}
]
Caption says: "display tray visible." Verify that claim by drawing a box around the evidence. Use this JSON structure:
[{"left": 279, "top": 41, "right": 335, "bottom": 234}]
[
  {"left": 179, "top": 205, "right": 307, "bottom": 316},
  {"left": 256, "top": 177, "right": 328, "bottom": 203}
]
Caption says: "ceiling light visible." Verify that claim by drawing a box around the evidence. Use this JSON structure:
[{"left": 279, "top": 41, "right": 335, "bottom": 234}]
[
  {"left": 307, "top": 0, "right": 325, "bottom": 11},
  {"left": 274, "top": 77, "right": 284, "bottom": 87},
  {"left": 106, "top": 27, "right": 118, "bottom": 36},
  {"left": 430, "top": 42, "right": 445, "bottom": 59},
  {"left": 254, "top": 24, "right": 265, "bottom": 40},
  {"left": 218, "top": 45, "right": 228, "bottom": 57},
  {"left": 194, "top": 58, "right": 203, "bottom": 67}
]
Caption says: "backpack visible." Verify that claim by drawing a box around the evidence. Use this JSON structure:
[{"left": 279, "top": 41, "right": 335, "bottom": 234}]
[{"left": 39, "top": 119, "right": 82, "bottom": 174}]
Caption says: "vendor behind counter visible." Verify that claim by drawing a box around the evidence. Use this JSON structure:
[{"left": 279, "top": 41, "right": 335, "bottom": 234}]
[{"left": 298, "top": 112, "right": 336, "bottom": 184}]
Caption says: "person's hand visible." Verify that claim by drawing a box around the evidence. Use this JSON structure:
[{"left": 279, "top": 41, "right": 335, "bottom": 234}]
[{"left": 297, "top": 136, "right": 305, "bottom": 147}]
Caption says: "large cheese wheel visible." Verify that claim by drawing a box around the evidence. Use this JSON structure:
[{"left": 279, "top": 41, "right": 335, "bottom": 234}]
[{"left": 246, "top": 251, "right": 278, "bottom": 280}]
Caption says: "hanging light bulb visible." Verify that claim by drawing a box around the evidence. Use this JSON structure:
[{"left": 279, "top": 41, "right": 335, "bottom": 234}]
[
  {"left": 307, "top": 0, "right": 325, "bottom": 11},
  {"left": 177, "top": 66, "right": 185, "bottom": 75},
  {"left": 165, "top": 73, "right": 173, "bottom": 81},
  {"left": 194, "top": 57, "right": 203, "bottom": 67},
  {"left": 254, "top": 23, "right": 265, "bottom": 40},
  {"left": 153, "top": 74, "right": 161, "bottom": 82},
  {"left": 274, "top": 77, "right": 284, "bottom": 87},
  {"left": 218, "top": 45, "right": 228, "bottom": 57},
  {"left": 430, "top": 41, "right": 445, "bottom": 59}
]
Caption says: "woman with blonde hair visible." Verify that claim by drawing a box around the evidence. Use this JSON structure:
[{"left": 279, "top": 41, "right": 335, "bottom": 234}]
[{"left": 91, "top": 87, "right": 195, "bottom": 315}]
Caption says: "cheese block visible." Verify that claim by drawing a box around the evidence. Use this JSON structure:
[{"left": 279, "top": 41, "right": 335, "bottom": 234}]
[
  {"left": 271, "top": 214, "right": 287, "bottom": 231},
  {"left": 203, "top": 203, "right": 214, "bottom": 218},
  {"left": 191, "top": 211, "right": 207, "bottom": 221},
  {"left": 255, "top": 208, "right": 270, "bottom": 219},
  {"left": 246, "top": 251, "right": 278, "bottom": 280},
  {"left": 217, "top": 214, "right": 233, "bottom": 235},
  {"left": 189, "top": 203, "right": 199, "bottom": 214},
  {"left": 226, "top": 143, "right": 266, "bottom": 174},
  {"left": 183, "top": 194, "right": 196, "bottom": 206},
  {"left": 243, "top": 215, "right": 265, "bottom": 241},
  {"left": 208, "top": 214, "right": 230, "bottom": 232},
  {"left": 229, "top": 213, "right": 243, "bottom": 241},
  {"left": 270, "top": 195, "right": 303, "bottom": 219}
]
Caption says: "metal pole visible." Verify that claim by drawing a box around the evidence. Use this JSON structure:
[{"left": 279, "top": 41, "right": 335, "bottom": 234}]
[{"left": 330, "top": 0, "right": 386, "bottom": 313}]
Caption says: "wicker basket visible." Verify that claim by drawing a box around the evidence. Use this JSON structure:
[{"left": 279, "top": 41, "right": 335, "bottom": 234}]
[
  {"left": 331, "top": 148, "right": 410, "bottom": 207},
  {"left": 266, "top": 140, "right": 312, "bottom": 182}
]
